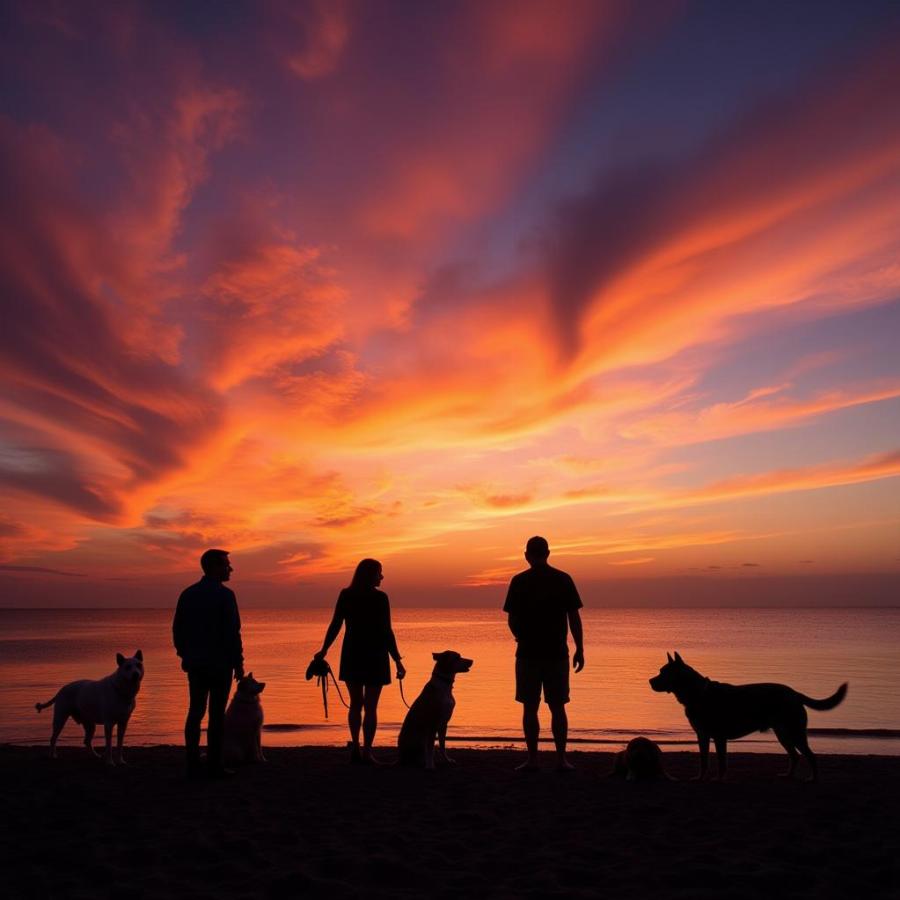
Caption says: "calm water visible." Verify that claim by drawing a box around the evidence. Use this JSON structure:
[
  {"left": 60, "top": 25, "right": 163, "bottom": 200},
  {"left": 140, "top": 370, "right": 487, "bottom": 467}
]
[{"left": 2, "top": 607, "right": 898, "bottom": 755}]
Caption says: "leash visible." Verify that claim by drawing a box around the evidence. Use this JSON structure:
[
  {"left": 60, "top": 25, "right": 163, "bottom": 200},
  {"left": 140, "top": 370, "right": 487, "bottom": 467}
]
[
  {"left": 398, "top": 674, "right": 411, "bottom": 710},
  {"left": 306, "top": 658, "right": 349, "bottom": 719},
  {"left": 308, "top": 657, "right": 409, "bottom": 716},
  {"left": 321, "top": 667, "right": 349, "bottom": 719}
]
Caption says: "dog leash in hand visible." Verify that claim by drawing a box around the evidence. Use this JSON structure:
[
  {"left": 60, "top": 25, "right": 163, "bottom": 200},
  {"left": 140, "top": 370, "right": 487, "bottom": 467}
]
[
  {"left": 306, "top": 658, "right": 349, "bottom": 719},
  {"left": 322, "top": 667, "right": 349, "bottom": 719},
  {"left": 398, "top": 673, "right": 411, "bottom": 710}
]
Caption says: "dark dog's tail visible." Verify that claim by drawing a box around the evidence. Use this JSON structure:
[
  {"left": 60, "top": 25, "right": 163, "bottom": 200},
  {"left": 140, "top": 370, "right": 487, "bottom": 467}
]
[
  {"left": 799, "top": 682, "right": 847, "bottom": 711},
  {"left": 35, "top": 694, "right": 58, "bottom": 713}
]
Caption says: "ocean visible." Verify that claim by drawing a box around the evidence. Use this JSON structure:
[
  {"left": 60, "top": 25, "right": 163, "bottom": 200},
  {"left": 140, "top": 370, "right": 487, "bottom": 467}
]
[{"left": 2, "top": 607, "right": 898, "bottom": 755}]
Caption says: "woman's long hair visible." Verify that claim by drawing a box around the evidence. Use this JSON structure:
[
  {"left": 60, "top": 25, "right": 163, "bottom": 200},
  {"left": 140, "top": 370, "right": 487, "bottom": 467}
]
[{"left": 349, "top": 558, "right": 382, "bottom": 590}]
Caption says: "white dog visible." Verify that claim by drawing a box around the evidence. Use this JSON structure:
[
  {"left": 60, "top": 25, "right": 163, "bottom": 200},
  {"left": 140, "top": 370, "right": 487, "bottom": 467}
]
[
  {"left": 36, "top": 650, "right": 144, "bottom": 765},
  {"left": 397, "top": 650, "right": 473, "bottom": 769},
  {"left": 224, "top": 673, "right": 266, "bottom": 765}
]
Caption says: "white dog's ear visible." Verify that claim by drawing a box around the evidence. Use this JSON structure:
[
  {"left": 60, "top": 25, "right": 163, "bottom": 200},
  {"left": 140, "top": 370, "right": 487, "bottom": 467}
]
[
  {"left": 116, "top": 653, "right": 125, "bottom": 666},
  {"left": 666, "top": 652, "right": 673, "bottom": 663},
  {"left": 135, "top": 650, "right": 143, "bottom": 661},
  {"left": 674, "top": 651, "right": 683, "bottom": 663},
  {"left": 248, "top": 671, "right": 253, "bottom": 678}
]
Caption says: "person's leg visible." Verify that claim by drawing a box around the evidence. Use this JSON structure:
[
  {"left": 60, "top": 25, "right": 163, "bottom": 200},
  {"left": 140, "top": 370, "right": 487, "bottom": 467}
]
[
  {"left": 361, "top": 684, "right": 383, "bottom": 760},
  {"left": 185, "top": 669, "right": 209, "bottom": 775},
  {"left": 206, "top": 667, "right": 233, "bottom": 774},
  {"left": 515, "top": 658, "right": 541, "bottom": 770},
  {"left": 548, "top": 701, "right": 573, "bottom": 770},
  {"left": 346, "top": 682, "right": 364, "bottom": 759},
  {"left": 546, "top": 657, "right": 574, "bottom": 770},
  {"left": 518, "top": 701, "right": 540, "bottom": 770}
]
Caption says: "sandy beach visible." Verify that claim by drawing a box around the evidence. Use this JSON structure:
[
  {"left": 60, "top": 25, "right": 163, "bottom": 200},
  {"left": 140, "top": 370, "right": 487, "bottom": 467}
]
[{"left": 2, "top": 744, "right": 897, "bottom": 899}]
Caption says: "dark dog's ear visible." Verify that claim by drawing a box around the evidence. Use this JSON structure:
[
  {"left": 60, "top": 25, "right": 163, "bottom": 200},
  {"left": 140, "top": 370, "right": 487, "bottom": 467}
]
[
  {"left": 258, "top": 682, "right": 266, "bottom": 691},
  {"left": 116, "top": 653, "right": 125, "bottom": 666},
  {"left": 432, "top": 652, "right": 440, "bottom": 660},
  {"left": 666, "top": 652, "right": 673, "bottom": 663},
  {"left": 135, "top": 650, "right": 143, "bottom": 661},
  {"left": 674, "top": 651, "right": 683, "bottom": 663},
  {"left": 248, "top": 671, "right": 253, "bottom": 678}
]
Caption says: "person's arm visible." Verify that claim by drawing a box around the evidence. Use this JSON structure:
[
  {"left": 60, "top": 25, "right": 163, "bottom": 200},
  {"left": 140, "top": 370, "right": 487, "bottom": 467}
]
[
  {"left": 230, "top": 592, "right": 244, "bottom": 680},
  {"left": 316, "top": 594, "right": 345, "bottom": 657},
  {"left": 569, "top": 608, "right": 584, "bottom": 672},
  {"left": 172, "top": 590, "right": 186, "bottom": 660},
  {"left": 384, "top": 595, "right": 406, "bottom": 679},
  {"left": 504, "top": 579, "right": 521, "bottom": 640}
]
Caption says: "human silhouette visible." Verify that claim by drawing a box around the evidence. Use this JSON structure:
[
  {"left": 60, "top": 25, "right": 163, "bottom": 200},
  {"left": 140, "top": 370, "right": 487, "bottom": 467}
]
[
  {"left": 173, "top": 549, "right": 244, "bottom": 779},
  {"left": 503, "top": 536, "right": 584, "bottom": 770},
  {"left": 315, "top": 558, "right": 405, "bottom": 763}
]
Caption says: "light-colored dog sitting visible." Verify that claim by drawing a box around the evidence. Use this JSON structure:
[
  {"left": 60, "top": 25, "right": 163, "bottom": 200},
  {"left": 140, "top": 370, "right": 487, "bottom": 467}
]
[
  {"left": 397, "top": 650, "right": 473, "bottom": 769},
  {"left": 224, "top": 673, "right": 266, "bottom": 765},
  {"left": 35, "top": 650, "right": 144, "bottom": 765}
]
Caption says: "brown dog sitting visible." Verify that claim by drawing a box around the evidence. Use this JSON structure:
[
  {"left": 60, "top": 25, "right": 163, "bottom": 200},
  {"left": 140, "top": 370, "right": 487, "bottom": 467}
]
[
  {"left": 397, "top": 650, "right": 473, "bottom": 769},
  {"left": 611, "top": 736, "right": 671, "bottom": 782}
]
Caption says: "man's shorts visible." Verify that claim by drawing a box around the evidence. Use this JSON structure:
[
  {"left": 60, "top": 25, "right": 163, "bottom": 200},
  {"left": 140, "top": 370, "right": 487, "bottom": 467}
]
[{"left": 515, "top": 656, "right": 570, "bottom": 705}]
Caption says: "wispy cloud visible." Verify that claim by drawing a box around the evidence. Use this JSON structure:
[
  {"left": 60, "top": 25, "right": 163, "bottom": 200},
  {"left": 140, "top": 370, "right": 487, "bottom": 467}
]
[{"left": 1, "top": 3, "right": 899, "bottom": 596}]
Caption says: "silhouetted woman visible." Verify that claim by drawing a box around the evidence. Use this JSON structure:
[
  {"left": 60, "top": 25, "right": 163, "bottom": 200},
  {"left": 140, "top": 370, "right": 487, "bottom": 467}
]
[{"left": 315, "top": 558, "right": 405, "bottom": 763}]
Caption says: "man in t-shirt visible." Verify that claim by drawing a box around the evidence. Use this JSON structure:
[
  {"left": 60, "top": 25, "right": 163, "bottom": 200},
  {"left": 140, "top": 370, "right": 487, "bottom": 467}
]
[
  {"left": 173, "top": 549, "right": 244, "bottom": 779},
  {"left": 503, "top": 536, "right": 584, "bottom": 770}
]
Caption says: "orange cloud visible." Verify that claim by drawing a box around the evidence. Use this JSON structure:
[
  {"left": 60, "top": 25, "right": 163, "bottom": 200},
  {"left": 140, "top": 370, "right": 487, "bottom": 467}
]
[
  {"left": 624, "top": 381, "right": 900, "bottom": 446},
  {"left": 2, "top": 4, "right": 899, "bottom": 596},
  {"left": 681, "top": 448, "right": 900, "bottom": 507},
  {"left": 198, "top": 242, "right": 345, "bottom": 390}
]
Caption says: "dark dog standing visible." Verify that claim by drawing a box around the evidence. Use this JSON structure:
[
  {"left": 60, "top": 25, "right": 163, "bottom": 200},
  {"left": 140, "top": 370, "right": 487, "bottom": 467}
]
[
  {"left": 397, "top": 650, "right": 473, "bottom": 769},
  {"left": 649, "top": 652, "right": 847, "bottom": 781}
]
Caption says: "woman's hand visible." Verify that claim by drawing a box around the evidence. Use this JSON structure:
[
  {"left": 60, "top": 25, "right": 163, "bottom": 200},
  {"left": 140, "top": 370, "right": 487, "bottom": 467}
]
[
  {"left": 396, "top": 660, "right": 406, "bottom": 680},
  {"left": 314, "top": 649, "right": 326, "bottom": 660}
]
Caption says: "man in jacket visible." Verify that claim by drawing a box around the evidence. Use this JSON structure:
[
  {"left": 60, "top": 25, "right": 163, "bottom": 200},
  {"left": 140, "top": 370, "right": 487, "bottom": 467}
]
[{"left": 173, "top": 549, "right": 244, "bottom": 778}]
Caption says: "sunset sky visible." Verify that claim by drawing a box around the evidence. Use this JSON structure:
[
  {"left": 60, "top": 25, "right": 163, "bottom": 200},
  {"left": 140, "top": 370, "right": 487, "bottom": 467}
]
[{"left": 1, "top": 0, "right": 899, "bottom": 607}]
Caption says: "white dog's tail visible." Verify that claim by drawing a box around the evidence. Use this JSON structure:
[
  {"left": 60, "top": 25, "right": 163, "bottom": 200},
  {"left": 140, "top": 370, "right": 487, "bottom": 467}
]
[{"left": 35, "top": 694, "right": 58, "bottom": 713}]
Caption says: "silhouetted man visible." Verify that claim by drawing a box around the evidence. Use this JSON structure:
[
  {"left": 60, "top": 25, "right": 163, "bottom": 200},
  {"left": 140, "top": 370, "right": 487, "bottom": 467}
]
[
  {"left": 504, "top": 536, "right": 584, "bottom": 770},
  {"left": 173, "top": 549, "right": 244, "bottom": 779}
]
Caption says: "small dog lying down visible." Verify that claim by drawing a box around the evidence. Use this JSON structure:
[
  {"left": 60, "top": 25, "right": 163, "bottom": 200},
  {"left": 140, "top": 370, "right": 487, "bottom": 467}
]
[
  {"left": 397, "top": 650, "right": 473, "bottom": 768},
  {"left": 224, "top": 673, "right": 266, "bottom": 765},
  {"left": 35, "top": 650, "right": 144, "bottom": 765},
  {"left": 611, "top": 736, "right": 671, "bottom": 782},
  {"left": 649, "top": 651, "right": 847, "bottom": 781}
]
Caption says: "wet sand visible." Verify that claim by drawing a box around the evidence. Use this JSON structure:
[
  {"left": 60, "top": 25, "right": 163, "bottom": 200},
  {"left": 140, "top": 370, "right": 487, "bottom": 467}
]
[{"left": 2, "top": 744, "right": 897, "bottom": 899}]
